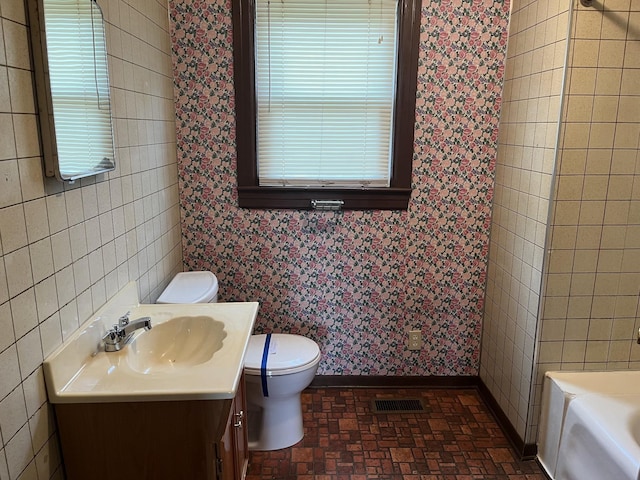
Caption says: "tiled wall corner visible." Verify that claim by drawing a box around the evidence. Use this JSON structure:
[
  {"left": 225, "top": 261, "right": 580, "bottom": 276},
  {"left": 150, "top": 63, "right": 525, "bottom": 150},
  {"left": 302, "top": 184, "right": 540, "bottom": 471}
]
[
  {"left": 0, "top": 0, "right": 183, "bottom": 476},
  {"left": 481, "top": 0, "right": 571, "bottom": 442},
  {"left": 483, "top": 0, "right": 640, "bottom": 447}
]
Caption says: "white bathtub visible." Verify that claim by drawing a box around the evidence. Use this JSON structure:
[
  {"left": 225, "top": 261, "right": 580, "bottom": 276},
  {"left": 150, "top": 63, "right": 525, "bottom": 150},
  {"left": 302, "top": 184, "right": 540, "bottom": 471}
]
[{"left": 539, "top": 371, "right": 640, "bottom": 480}]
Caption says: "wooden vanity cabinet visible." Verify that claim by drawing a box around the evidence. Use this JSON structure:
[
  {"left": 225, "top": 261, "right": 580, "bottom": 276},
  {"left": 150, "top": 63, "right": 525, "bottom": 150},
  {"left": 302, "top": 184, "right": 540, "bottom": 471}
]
[{"left": 54, "top": 374, "right": 249, "bottom": 480}]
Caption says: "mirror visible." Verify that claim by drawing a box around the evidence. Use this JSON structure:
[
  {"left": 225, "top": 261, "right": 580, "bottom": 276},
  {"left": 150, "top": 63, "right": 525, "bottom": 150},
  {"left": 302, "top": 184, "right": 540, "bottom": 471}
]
[{"left": 28, "top": 0, "right": 116, "bottom": 183}]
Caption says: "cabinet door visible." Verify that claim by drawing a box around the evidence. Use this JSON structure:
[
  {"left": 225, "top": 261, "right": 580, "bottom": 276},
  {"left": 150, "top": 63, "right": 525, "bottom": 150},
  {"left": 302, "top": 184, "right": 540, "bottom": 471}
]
[
  {"left": 233, "top": 375, "right": 249, "bottom": 479},
  {"left": 56, "top": 400, "right": 226, "bottom": 480},
  {"left": 217, "top": 374, "right": 249, "bottom": 480},
  {"left": 218, "top": 407, "right": 236, "bottom": 480}
]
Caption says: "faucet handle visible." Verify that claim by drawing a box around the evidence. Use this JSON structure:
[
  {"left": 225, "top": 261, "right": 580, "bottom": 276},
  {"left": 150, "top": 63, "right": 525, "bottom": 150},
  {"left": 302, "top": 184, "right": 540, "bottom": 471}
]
[
  {"left": 102, "top": 327, "right": 123, "bottom": 352},
  {"left": 102, "top": 329, "right": 117, "bottom": 342},
  {"left": 118, "top": 311, "right": 130, "bottom": 327}
]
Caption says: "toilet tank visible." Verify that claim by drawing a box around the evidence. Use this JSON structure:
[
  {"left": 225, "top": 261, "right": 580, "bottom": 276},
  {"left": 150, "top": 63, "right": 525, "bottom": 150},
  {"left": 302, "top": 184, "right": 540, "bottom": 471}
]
[{"left": 157, "top": 271, "right": 219, "bottom": 304}]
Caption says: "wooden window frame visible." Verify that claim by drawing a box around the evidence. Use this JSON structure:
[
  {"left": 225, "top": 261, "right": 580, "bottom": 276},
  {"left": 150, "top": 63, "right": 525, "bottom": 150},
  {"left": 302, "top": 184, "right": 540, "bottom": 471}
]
[{"left": 232, "top": 0, "right": 421, "bottom": 210}]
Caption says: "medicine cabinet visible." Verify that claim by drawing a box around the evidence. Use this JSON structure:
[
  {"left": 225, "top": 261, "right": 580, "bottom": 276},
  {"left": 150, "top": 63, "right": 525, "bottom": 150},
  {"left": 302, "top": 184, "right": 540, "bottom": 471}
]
[{"left": 28, "top": 0, "right": 116, "bottom": 183}]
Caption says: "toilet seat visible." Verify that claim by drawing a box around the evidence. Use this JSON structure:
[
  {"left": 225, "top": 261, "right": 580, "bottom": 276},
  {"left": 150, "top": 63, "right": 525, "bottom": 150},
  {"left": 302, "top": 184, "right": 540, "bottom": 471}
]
[{"left": 244, "top": 334, "right": 321, "bottom": 376}]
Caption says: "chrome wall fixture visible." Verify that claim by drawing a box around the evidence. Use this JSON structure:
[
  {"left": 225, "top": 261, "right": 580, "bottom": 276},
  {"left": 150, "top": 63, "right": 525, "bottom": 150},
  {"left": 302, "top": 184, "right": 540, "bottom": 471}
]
[
  {"left": 580, "top": 0, "right": 594, "bottom": 7},
  {"left": 311, "top": 199, "right": 345, "bottom": 211}
]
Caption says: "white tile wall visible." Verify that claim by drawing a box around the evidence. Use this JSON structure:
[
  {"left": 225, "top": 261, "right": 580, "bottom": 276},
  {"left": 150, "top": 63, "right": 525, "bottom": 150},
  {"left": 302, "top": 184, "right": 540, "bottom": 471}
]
[
  {"left": 531, "top": 0, "right": 640, "bottom": 443},
  {"left": 0, "top": 0, "right": 183, "bottom": 476},
  {"left": 483, "top": 0, "right": 640, "bottom": 447},
  {"left": 481, "top": 0, "right": 570, "bottom": 442}
]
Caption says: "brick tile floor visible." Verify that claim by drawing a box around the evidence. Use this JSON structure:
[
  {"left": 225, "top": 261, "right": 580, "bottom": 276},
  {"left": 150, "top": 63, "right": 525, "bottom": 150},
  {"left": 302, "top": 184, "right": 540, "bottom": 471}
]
[{"left": 246, "top": 388, "right": 548, "bottom": 479}]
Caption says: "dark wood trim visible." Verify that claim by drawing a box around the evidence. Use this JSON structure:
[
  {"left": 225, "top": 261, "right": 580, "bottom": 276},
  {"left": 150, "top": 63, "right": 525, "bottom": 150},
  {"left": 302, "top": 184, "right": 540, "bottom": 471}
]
[
  {"left": 232, "top": 0, "right": 258, "bottom": 188},
  {"left": 238, "top": 186, "right": 411, "bottom": 210},
  {"left": 477, "top": 378, "right": 537, "bottom": 460},
  {"left": 310, "top": 375, "right": 479, "bottom": 389},
  {"left": 392, "top": 0, "right": 422, "bottom": 190},
  {"left": 231, "top": 0, "right": 420, "bottom": 210},
  {"left": 523, "top": 444, "right": 538, "bottom": 461}
]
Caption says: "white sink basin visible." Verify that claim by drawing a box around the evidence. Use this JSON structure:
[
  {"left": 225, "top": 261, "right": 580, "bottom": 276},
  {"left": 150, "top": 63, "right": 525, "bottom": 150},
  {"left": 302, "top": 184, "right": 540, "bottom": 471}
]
[
  {"left": 126, "top": 315, "right": 226, "bottom": 374},
  {"left": 43, "top": 282, "right": 258, "bottom": 403}
]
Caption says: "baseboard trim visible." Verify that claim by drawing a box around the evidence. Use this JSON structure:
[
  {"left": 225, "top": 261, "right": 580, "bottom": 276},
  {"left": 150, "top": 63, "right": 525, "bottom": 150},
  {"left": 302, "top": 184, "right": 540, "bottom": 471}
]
[
  {"left": 477, "top": 378, "right": 537, "bottom": 460},
  {"left": 310, "top": 375, "right": 479, "bottom": 388},
  {"left": 309, "top": 375, "right": 536, "bottom": 460}
]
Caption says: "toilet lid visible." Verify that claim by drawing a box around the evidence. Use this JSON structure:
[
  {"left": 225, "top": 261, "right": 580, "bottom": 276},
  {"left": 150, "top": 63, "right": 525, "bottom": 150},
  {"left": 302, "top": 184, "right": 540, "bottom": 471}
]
[
  {"left": 244, "top": 334, "right": 320, "bottom": 376},
  {"left": 156, "top": 271, "right": 219, "bottom": 304}
]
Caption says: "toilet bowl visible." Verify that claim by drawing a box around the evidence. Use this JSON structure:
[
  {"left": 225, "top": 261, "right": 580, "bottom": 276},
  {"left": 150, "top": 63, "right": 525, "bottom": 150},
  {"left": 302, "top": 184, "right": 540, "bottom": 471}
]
[
  {"left": 244, "top": 333, "right": 320, "bottom": 450},
  {"left": 157, "top": 271, "right": 321, "bottom": 451}
]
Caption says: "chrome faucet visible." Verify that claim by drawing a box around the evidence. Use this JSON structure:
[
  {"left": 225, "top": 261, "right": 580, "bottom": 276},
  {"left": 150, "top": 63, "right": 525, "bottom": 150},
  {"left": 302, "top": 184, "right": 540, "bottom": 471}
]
[{"left": 102, "top": 312, "right": 152, "bottom": 352}]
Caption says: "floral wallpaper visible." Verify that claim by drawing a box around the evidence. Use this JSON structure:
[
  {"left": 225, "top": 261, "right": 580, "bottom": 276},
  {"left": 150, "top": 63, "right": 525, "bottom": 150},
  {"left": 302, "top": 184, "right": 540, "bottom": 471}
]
[{"left": 169, "top": 0, "right": 510, "bottom": 375}]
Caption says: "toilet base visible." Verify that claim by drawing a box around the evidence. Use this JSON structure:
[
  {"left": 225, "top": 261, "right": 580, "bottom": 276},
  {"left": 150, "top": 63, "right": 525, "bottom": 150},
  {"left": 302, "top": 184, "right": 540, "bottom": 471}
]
[{"left": 247, "top": 391, "right": 304, "bottom": 451}]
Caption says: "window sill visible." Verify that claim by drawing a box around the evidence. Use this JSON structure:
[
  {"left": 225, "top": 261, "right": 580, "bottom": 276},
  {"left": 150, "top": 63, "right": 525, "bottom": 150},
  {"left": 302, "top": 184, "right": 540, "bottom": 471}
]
[{"left": 237, "top": 186, "right": 411, "bottom": 210}]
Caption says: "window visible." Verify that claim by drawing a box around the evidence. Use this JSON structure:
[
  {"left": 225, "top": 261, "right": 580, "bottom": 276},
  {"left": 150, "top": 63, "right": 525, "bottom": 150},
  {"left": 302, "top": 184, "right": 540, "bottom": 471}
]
[{"left": 232, "top": 0, "right": 420, "bottom": 210}]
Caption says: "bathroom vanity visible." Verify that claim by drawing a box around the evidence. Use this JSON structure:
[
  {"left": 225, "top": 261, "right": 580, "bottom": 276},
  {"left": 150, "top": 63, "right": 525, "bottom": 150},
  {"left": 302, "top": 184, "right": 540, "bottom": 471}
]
[{"left": 43, "top": 282, "right": 258, "bottom": 480}]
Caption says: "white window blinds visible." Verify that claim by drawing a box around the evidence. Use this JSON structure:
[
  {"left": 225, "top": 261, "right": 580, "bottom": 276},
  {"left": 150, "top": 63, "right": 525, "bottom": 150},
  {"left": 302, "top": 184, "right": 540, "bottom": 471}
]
[
  {"left": 43, "top": 0, "right": 115, "bottom": 180},
  {"left": 255, "top": 0, "right": 399, "bottom": 187}
]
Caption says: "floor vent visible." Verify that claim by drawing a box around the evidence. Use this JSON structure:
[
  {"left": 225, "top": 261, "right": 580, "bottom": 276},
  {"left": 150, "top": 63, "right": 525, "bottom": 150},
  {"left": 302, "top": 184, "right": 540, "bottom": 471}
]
[{"left": 371, "top": 398, "right": 425, "bottom": 413}]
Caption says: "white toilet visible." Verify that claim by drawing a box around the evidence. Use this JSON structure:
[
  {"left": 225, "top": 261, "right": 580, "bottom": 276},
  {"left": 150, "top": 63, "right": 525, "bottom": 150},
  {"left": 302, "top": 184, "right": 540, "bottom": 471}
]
[{"left": 157, "top": 271, "right": 321, "bottom": 451}]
